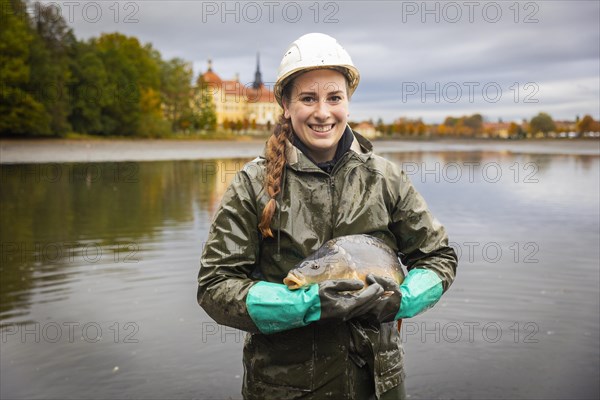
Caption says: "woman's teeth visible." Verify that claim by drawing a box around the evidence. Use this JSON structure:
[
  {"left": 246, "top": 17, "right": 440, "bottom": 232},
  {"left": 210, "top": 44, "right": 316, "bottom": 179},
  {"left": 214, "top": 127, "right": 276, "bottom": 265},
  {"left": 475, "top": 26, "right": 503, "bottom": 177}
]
[{"left": 310, "top": 124, "right": 333, "bottom": 132}]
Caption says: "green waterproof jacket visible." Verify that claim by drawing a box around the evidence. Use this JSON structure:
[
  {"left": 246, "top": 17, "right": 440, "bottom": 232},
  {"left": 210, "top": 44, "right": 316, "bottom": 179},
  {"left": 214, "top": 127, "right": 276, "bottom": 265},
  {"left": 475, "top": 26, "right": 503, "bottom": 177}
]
[{"left": 197, "top": 132, "right": 457, "bottom": 399}]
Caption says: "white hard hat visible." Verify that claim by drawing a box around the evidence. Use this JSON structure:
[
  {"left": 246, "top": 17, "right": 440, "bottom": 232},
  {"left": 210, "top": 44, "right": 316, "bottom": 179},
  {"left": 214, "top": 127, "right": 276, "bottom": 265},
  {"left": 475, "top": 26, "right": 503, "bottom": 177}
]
[{"left": 274, "top": 33, "right": 360, "bottom": 107}]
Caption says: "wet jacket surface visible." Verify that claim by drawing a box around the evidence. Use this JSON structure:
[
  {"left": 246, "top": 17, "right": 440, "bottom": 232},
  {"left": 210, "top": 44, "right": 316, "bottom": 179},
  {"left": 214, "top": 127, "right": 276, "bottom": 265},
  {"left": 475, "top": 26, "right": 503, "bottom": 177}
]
[{"left": 197, "top": 132, "right": 458, "bottom": 399}]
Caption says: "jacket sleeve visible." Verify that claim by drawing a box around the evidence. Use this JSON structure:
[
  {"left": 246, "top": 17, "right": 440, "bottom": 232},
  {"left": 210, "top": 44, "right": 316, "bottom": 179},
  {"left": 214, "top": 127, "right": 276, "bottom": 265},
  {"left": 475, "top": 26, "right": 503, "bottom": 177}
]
[
  {"left": 387, "top": 164, "right": 458, "bottom": 293},
  {"left": 197, "top": 169, "right": 262, "bottom": 333},
  {"left": 196, "top": 168, "right": 323, "bottom": 334}
]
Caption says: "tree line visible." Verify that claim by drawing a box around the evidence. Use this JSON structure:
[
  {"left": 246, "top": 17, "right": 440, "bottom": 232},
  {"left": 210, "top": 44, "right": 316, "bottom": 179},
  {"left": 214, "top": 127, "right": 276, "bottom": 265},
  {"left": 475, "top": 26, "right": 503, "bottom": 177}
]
[
  {"left": 367, "top": 112, "right": 600, "bottom": 139},
  {"left": 1, "top": 0, "right": 216, "bottom": 138},
  {"left": 2, "top": 1, "right": 598, "bottom": 139}
]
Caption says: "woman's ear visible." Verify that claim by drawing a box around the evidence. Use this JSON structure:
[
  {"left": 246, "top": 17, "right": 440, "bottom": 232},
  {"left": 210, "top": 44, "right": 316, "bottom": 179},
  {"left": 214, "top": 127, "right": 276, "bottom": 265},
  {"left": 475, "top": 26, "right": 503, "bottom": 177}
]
[{"left": 282, "top": 98, "right": 290, "bottom": 119}]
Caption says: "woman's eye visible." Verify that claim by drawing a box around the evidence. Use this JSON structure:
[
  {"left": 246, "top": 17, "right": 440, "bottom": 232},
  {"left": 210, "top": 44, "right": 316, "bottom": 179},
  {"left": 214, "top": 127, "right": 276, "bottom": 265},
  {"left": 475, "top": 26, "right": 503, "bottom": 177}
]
[
  {"left": 301, "top": 96, "right": 316, "bottom": 103},
  {"left": 329, "top": 95, "right": 342, "bottom": 102}
]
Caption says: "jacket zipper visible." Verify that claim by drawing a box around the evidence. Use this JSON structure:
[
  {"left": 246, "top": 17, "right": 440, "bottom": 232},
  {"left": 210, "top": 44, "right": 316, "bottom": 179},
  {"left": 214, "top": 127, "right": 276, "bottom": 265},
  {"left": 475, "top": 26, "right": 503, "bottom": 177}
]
[
  {"left": 329, "top": 176, "right": 335, "bottom": 239},
  {"left": 327, "top": 153, "right": 361, "bottom": 240}
]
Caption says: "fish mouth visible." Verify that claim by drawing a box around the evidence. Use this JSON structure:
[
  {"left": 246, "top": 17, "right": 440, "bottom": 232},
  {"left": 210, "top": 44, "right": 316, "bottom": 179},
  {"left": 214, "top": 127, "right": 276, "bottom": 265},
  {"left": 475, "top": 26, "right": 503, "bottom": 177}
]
[{"left": 283, "top": 272, "right": 307, "bottom": 290}]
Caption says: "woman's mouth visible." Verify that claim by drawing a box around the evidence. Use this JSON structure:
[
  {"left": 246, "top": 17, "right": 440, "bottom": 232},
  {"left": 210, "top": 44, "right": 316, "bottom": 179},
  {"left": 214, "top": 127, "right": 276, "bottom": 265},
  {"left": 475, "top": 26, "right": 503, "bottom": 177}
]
[{"left": 309, "top": 124, "right": 334, "bottom": 133}]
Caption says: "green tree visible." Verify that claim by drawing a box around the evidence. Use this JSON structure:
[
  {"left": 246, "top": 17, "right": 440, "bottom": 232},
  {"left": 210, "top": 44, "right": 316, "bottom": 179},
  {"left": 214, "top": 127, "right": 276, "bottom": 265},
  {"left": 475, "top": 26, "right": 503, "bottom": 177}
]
[
  {"left": 194, "top": 76, "right": 217, "bottom": 132},
  {"left": 160, "top": 58, "right": 193, "bottom": 132},
  {"left": 529, "top": 112, "right": 556, "bottom": 137},
  {"left": 28, "top": 1, "right": 76, "bottom": 135},
  {"left": 93, "top": 33, "right": 162, "bottom": 136},
  {"left": 0, "top": 0, "right": 50, "bottom": 136},
  {"left": 68, "top": 40, "right": 109, "bottom": 134}
]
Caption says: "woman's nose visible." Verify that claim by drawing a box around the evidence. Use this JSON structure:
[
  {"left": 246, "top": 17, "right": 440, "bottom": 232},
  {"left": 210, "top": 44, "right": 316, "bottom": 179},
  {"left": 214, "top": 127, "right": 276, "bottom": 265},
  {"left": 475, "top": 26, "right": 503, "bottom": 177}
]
[{"left": 313, "top": 100, "right": 331, "bottom": 120}]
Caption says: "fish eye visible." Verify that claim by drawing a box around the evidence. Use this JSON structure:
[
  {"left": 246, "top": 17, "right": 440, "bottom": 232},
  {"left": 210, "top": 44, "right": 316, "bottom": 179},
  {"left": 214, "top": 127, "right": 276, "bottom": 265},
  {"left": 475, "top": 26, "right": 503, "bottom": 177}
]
[{"left": 311, "top": 264, "right": 320, "bottom": 270}]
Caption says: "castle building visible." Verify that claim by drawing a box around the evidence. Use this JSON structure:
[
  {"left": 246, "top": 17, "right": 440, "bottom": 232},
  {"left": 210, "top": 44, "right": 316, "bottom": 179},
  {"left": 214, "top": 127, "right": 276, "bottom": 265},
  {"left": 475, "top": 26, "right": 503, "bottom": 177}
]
[{"left": 196, "top": 54, "right": 281, "bottom": 130}]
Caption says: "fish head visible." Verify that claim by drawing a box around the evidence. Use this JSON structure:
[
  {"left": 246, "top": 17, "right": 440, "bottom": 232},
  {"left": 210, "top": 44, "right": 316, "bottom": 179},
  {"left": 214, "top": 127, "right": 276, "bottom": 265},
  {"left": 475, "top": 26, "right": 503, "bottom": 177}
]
[
  {"left": 283, "top": 260, "right": 316, "bottom": 289},
  {"left": 284, "top": 244, "right": 352, "bottom": 289}
]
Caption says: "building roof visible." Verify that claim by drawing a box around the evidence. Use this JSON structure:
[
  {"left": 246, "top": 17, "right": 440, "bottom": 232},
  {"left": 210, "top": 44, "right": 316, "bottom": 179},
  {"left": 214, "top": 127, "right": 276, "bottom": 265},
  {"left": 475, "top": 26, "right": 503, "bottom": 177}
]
[
  {"left": 247, "top": 85, "right": 275, "bottom": 103},
  {"left": 202, "top": 71, "right": 222, "bottom": 84},
  {"left": 200, "top": 59, "right": 222, "bottom": 84},
  {"left": 198, "top": 59, "right": 277, "bottom": 104},
  {"left": 482, "top": 122, "right": 511, "bottom": 130}
]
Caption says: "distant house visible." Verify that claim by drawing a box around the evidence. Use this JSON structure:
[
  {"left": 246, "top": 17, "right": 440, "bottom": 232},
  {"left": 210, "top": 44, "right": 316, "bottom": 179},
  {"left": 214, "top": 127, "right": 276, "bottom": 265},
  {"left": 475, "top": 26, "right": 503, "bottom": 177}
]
[
  {"left": 482, "top": 122, "right": 511, "bottom": 138},
  {"left": 195, "top": 55, "right": 281, "bottom": 131},
  {"left": 354, "top": 121, "right": 380, "bottom": 139},
  {"left": 554, "top": 120, "right": 577, "bottom": 133}
]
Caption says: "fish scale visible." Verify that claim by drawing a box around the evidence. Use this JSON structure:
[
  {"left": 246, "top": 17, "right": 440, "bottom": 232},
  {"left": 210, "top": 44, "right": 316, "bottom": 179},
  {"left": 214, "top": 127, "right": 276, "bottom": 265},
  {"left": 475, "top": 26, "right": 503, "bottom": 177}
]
[{"left": 283, "top": 234, "right": 405, "bottom": 290}]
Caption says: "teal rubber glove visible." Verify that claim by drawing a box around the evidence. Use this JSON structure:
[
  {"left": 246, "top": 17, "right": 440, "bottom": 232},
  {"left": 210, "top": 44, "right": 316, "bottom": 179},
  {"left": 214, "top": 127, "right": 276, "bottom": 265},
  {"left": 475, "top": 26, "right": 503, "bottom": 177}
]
[
  {"left": 362, "top": 269, "right": 444, "bottom": 323},
  {"left": 246, "top": 279, "right": 384, "bottom": 334}
]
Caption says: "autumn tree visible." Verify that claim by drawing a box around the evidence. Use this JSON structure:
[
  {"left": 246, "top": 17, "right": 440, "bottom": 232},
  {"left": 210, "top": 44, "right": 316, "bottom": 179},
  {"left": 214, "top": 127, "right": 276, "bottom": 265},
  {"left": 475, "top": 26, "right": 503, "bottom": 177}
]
[
  {"left": 416, "top": 120, "right": 426, "bottom": 136},
  {"left": 463, "top": 114, "right": 483, "bottom": 137},
  {"left": 508, "top": 122, "right": 525, "bottom": 138},
  {"left": 529, "top": 112, "right": 556, "bottom": 137},
  {"left": 394, "top": 119, "right": 407, "bottom": 136},
  {"left": 577, "top": 115, "right": 599, "bottom": 136}
]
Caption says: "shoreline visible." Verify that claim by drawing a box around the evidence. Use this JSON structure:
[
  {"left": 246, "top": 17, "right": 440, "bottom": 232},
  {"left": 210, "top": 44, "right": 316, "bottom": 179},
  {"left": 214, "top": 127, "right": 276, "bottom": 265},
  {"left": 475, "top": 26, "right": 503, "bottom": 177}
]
[{"left": 1, "top": 138, "right": 598, "bottom": 164}]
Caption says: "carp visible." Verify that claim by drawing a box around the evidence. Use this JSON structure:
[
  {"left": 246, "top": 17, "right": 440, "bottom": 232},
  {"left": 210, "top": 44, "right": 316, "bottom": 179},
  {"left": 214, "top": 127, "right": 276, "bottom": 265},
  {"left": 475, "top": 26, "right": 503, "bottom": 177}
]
[{"left": 283, "top": 234, "right": 405, "bottom": 290}]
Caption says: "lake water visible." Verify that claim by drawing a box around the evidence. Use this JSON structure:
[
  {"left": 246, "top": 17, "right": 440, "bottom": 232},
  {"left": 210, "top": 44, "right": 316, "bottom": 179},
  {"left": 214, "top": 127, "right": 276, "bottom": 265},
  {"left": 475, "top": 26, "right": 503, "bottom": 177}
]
[{"left": 1, "top": 146, "right": 599, "bottom": 399}]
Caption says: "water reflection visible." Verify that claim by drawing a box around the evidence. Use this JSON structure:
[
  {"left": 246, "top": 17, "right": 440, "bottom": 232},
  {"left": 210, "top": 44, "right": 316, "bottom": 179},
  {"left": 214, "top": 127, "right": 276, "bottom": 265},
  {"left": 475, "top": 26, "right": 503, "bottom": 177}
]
[
  {"left": 0, "top": 159, "right": 249, "bottom": 324},
  {"left": 0, "top": 152, "right": 598, "bottom": 400}
]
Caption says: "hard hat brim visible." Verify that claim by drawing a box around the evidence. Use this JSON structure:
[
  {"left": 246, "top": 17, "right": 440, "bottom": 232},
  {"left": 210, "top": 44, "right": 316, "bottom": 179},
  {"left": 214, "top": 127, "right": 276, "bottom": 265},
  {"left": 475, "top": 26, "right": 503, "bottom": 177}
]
[{"left": 274, "top": 65, "right": 360, "bottom": 108}]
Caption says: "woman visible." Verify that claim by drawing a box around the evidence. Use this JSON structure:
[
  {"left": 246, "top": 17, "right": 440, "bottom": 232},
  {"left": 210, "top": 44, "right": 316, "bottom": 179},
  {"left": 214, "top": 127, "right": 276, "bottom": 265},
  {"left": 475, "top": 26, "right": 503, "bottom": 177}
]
[{"left": 197, "top": 33, "right": 457, "bottom": 399}]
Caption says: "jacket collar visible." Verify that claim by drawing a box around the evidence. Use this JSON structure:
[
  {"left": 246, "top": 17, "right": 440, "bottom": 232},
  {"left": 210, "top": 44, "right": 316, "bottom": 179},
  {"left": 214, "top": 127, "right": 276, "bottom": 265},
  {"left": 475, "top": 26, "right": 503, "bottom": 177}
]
[{"left": 285, "top": 126, "right": 372, "bottom": 171}]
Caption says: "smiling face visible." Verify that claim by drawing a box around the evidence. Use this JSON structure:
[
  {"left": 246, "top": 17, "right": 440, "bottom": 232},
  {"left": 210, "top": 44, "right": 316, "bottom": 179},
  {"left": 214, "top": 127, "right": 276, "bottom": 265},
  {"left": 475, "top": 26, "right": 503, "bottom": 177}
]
[{"left": 282, "top": 69, "right": 349, "bottom": 163}]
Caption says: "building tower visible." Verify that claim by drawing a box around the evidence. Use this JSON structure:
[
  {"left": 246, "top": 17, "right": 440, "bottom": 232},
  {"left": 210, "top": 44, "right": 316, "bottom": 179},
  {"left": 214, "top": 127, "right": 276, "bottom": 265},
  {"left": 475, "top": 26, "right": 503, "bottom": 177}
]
[{"left": 252, "top": 52, "right": 263, "bottom": 89}]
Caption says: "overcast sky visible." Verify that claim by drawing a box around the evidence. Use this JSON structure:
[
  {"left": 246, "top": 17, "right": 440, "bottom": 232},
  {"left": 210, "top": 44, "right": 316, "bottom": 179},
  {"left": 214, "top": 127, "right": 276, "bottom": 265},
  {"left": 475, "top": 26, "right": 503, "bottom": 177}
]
[{"left": 39, "top": 0, "right": 600, "bottom": 123}]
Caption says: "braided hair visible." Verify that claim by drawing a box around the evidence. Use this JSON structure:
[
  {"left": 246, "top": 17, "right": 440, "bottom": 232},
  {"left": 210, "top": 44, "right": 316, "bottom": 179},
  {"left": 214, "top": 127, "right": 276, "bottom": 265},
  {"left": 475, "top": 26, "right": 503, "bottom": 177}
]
[{"left": 258, "top": 113, "right": 292, "bottom": 238}]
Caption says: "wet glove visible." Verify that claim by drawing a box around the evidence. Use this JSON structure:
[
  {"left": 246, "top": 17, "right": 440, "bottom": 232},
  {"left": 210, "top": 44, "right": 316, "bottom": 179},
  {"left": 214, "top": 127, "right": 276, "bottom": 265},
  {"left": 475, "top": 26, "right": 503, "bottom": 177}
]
[
  {"left": 362, "top": 269, "right": 444, "bottom": 323},
  {"left": 319, "top": 279, "right": 384, "bottom": 320},
  {"left": 361, "top": 274, "right": 403, "bottom": 323},
  {"left": 246, "top": 279, "right": 384, "bottom": 334}
]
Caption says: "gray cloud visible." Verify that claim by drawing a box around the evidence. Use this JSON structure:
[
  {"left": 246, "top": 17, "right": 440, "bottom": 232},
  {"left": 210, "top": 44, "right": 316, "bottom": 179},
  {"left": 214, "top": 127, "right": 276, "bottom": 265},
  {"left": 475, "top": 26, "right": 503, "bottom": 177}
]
[{"left": 42, "top": 0, "right": 599, "bottom": 123}]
